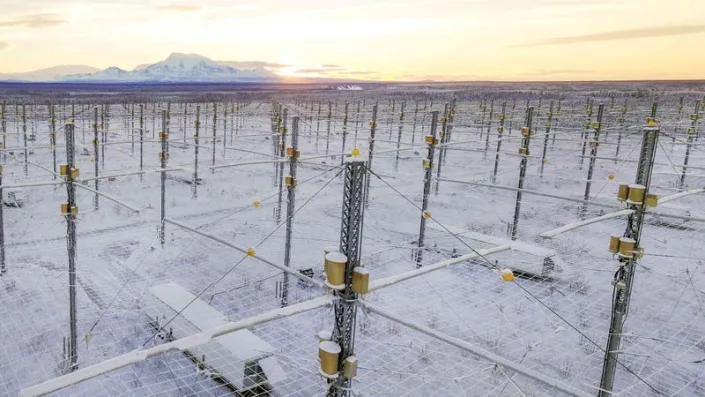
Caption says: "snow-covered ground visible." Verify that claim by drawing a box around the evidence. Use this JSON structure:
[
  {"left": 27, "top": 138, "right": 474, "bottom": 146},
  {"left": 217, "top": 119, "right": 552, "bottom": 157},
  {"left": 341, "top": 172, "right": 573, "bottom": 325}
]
[{"left": 1, "top": 90, "right": 704, "bottom": 397}]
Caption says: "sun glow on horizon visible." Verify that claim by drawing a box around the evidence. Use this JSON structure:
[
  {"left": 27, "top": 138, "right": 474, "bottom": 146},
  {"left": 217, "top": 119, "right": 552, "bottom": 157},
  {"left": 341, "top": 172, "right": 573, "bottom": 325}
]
[{"left": 0, "top": 0, "right": 703, "bottom": 81}]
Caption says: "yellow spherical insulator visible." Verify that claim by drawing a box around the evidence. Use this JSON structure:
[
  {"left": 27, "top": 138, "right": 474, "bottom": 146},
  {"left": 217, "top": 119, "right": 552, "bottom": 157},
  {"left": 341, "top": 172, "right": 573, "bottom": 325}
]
[
  {"left": 423, "top": 211, "right": 432, "bottom": 219},
  {"left": 500, "top": 269, "right": 515, "bottom": 282},
  {"left": 90, "top": 158, "right": 95, "bottom": 163},
  {"left": 608, "top": 174, "right": 615, "bottom": 180},
  {"left": 253, "top": 200, "right": 261, "bottom": 207},
  {"left": 247, "top": 247, "right": 256, "bottom": 257},
  {"left": 352, "top": 147, "right": 360, "bottom": 157},
  {"left": 542, "top": 158, "right": 549, "bottom": 164}
]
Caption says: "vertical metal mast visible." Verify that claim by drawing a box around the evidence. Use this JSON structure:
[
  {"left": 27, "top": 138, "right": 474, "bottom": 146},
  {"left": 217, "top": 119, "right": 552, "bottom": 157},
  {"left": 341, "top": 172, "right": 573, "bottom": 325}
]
[
  {"left": 415, "top": 111, "right": 439, "bottom": 268},
  {"left": 63, "top": 120, "right": 78, "bottom": 371},
  {"left": 328, "top": 158, "right": 367, "bottom": 397},
  {"left": 282, "top": 117, "right": 300, "bottom": 307},
  {"left": 599, "top": 106, "right": 659, "bottom": 396},
  {"left": 492, "top": 102, "right": 507, "bottom": 184},
  {"left": 510, "top": 107, "right": 534, "bottom": 240},
  {"left": 276, "top": 108, "right": 288, "bottom": 223},
  {"left": 581, "top": 104, "right": 605, "bottom": 218},
  {"left": 159, "top": 111, "right": 168, "bottom": 246}
]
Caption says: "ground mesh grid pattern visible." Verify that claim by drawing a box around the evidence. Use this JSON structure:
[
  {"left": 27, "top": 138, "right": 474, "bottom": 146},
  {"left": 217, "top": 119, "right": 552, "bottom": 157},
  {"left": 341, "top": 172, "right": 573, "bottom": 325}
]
[{"left": 1, "top": 91, "right": 704, "bottom": 396}]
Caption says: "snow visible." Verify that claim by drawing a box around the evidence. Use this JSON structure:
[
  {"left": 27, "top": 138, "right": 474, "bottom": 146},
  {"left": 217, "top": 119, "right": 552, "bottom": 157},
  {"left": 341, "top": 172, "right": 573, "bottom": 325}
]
[
  {"left": 319, "top": 341, "right": 341, "bottom": 354},
  {"left": 62, "top": 53, "right": 280, "bottom": 83},
  {"left": 353, "top": 267, "right": 369, "bottom": 275},
  {"left": 325, "top": 252, "right": 348, "bottom": 263}
]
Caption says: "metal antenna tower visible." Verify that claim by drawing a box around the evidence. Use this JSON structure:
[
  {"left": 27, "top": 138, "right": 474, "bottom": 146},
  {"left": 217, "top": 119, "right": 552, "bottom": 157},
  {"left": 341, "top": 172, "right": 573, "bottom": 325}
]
[
  {"left": 62, "top": 120, "right": 79, "bottom": 371},
  {"left": 415, "top": 111, "right": 439, "bottom": 268},
  {"left": 282, "top": 116, "right": 300, "bottom": 307},
  {"left": 328, "top": 159, "right": 367, "bottom": 397},
  {"left": 599, "top": 106, "right": 660, "bottom": 396}
]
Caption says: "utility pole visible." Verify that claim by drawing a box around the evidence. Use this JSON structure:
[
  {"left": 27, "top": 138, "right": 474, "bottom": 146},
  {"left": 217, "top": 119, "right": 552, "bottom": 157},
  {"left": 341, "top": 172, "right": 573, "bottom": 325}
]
[
  {"left": 680, "top": 100, "right": 701, "bottom": 189},
  {"left": 599, "top": 107, "right": 660, "bottom": 397},
  {"left": 364, "top": 104, "right": 378, "bottom": 207},
  {"left": 92, "top": 108, "right": 100, "bottom": 210},
  {"left": 139, "top": 105, "right": 144, "bottom": 182},
  {"left": 341, "top": 103, "right": 350, "bottom": 166},
  {"left": 539, "top": 101, "right": 554, "bottom": 178},
  {"left": 159, "top": 111, "right": 168, "bottom": 246},
  {"left": 193, "top": 106, "right": 200, "bottom": 199},
  {"left": 580, "top": 99, "right": 594, "bottom": 170},
  {"left": 50, "top": 105, "right": 57, "bottom": 179},
  {"left": 211, "top": 103, "right": 217, "bottom": 172},
  {"left": 282, "top": 117, "right": 300, "bottom": 307},
  {"left": 0, "top": 164, "right": 5, "bottom": 275},
  {"left": 130, "top": 104, "right": 135, "bottom": 155},
  {"left": 615, "top": 99, "right": 628, "bottom": 159},
  {"left": 22, "top": 105, "right": 28, "bottom": 176},
  {"left": 411, "top": 100, "right": 419, "bottom": 145},
  {"left": 434, "top": 104, "right": 450, "bottom": 196},
  {"left": 222, "top": 103, "right": 227, "bottom": 157},
  {"left": 394, "top": 101, "right": 406, "bottom": 170},
  {"left": 580, "top": 104, "right": 605, "bottom": 219},
  {"left": 0, "top": 102, "right": 5, "bottom": 163},
  {"left": 415, "top": 111, "right": 439, "bottom": 268},
  {"left": 276, "top": 109, "right": 288, "bottom": 223},
  {"left": 326, "top": 102, "right": 333, "bottom": 156},
  {"left": 484, "top": 100, "right": 495, "bottom": 158},
  {"left": 316, "top": 102, "right": 322, "bottom": 150},
  {"left": 353, "top": 100, "right": 361, "bottom": 147},
  {"left": 492, "top": 102, "right": 507, "bottom": 184},
  {"left": 61, "top": 120, "right": 79, "bottom": 371},
  {"left": 510, "top": 107, "right": 534, "bottom": 240},
  {"left": 327, "top": 158, "right": 366, "bottom": 397}
]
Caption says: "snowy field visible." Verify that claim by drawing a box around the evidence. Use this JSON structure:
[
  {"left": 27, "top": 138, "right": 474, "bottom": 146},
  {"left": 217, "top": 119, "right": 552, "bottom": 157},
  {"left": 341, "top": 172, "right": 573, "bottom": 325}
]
[{"left": 1, "top": 86, "right": 705, "bottom": 397}]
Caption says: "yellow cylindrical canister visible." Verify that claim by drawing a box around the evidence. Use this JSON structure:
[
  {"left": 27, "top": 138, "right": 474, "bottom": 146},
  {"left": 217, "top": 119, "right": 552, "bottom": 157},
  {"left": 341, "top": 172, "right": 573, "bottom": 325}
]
[
  {"left": 344, "top": 356, "right": 358, "bottom": 378},
  {"left": 352, "top": 267, "right": 369, "bottom": 294},
  {"left": 618, "top": 237, "right": 636, "bottom": 258},
  {"left": 617, "top": 184, "right": 629, "bottom": 201},
  {"left": 644, "top": 193, "right": 659, "bottom": 208},
  {"left": 608, "top": 235, "right": 620, "bottom": 253},
  {"left": 628, "top": 184, "right": 646, "bottom": 204},
  {"left": 325, "top": 252, "right": 347, "bottom": 288},
  {"left": 319, "top": 341, "right": 341, "bottom": 376}
]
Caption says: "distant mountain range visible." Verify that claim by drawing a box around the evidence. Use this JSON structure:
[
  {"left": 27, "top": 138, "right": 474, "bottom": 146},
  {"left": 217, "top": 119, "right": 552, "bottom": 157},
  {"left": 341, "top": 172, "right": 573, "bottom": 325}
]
[
  {"left": 0, "top": 65, "right": 101, "bottom": 82},
  {"left": 0, "top": 53, "right": 283, "bottom": 83}
]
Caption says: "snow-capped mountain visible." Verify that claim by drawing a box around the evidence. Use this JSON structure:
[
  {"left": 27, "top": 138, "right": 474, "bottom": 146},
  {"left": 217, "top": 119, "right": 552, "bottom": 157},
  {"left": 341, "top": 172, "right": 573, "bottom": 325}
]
[
  {"left": 0, "top": 65, "right": 100, "bottom": 82},
  {"left": 62, "top": 53, "right": 280, "bottom": 83}
]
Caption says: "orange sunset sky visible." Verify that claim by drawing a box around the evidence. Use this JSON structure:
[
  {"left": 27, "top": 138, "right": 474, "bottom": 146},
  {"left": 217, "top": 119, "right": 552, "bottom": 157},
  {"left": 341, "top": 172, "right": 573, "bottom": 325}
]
[{"left": 0, "top": 0, "right": 703, "bottom": 81}]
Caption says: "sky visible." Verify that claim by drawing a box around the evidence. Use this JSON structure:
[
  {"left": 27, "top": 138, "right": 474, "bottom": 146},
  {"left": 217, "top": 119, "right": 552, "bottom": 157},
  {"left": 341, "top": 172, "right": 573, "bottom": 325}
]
[{"left": 0, "top": 0, "right": 703, "bottom": 81}]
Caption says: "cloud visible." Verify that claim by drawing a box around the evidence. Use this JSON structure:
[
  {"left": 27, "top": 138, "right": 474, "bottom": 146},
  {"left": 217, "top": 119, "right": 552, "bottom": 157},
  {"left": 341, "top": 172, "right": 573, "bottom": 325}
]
[
  {"left": 0, "top": 13, "right": 66, "bottom": 28},
  {"left": 517, "top": 24, "right": 705, "bottom": 46},
  {"left": 519, "top": 69, "right": 595, "bottom": 76},
  {"left": 321, "top": 64, "right": 342, "bottom": 68},
  {"left": 219, "top": 61, "right": 288, "bottom": 69},
  {"left": 0, "top": 42, "right": 7, "bottom": 51},
  {"left": 157, "top": 5, "right": 202, "bottom": 12}
]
